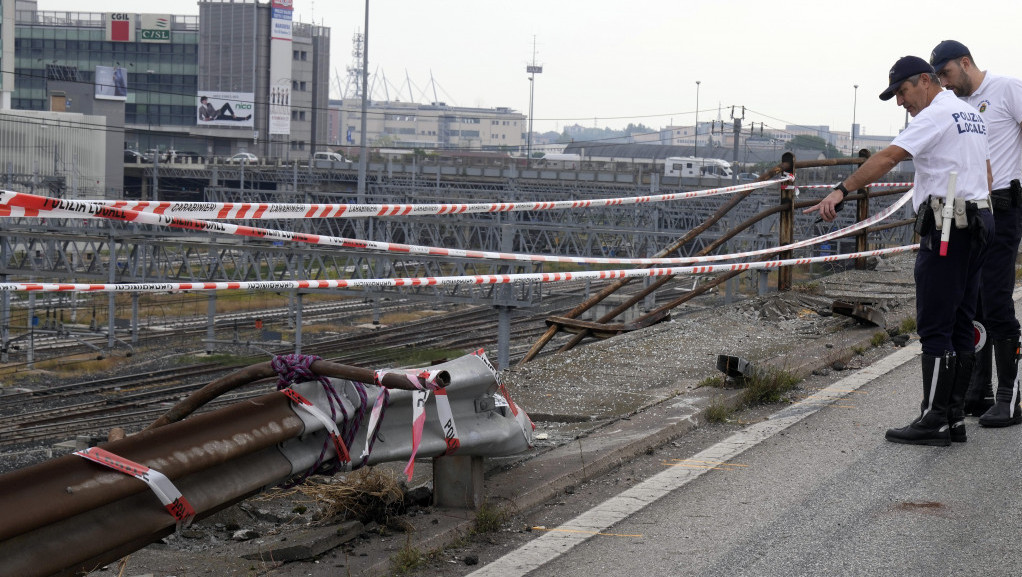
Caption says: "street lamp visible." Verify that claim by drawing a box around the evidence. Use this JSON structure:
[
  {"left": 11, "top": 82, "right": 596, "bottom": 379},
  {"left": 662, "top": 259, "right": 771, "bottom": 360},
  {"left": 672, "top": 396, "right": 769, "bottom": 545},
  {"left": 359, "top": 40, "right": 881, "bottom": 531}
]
[
  {"left": 526, "top": 37, "right": 542, "bottom": 168},
  {"left": 147, "top": 69, "right": 156, "bottom": 202},
  {"left": 851, "top": 84, "right": 859, "bottom": 155},
  {"left": 694, "top": 80, "right": 701, "bottom": 157},
  {"left": 146, "top": 70, "right": 154, "bottom": 156}
]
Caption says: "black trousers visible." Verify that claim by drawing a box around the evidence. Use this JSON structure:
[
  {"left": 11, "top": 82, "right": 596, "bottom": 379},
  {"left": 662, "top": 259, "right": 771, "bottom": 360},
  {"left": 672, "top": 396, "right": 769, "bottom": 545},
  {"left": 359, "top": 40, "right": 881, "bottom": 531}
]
[
  {"left": 915, "top": 208, "right": 994, "bottom": 356},
  {"left": 974, "top": 193, "right": 1022, "bottom": 341}
]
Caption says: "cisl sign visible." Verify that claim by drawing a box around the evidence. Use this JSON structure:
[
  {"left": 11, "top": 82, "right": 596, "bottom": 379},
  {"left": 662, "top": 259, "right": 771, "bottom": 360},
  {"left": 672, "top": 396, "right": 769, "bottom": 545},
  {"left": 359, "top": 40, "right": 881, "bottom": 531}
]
[
  {"left": 140, "top": 14, "right": 172, "bottom": 43},
  {"left": 105, "top": 13, "right": 135, "bottom": 42}
]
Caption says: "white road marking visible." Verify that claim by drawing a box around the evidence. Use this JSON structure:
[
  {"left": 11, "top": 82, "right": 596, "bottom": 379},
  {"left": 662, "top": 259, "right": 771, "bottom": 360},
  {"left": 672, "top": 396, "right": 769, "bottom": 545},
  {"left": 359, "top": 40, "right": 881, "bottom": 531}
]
[{"left": 468, "top": 342, "right": 922, "bottom": 576}]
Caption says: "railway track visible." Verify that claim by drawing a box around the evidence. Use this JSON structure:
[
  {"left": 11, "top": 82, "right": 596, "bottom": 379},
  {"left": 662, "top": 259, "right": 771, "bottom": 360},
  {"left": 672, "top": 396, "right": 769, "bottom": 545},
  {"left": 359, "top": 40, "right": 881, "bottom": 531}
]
[
  {"left": 0, "top": 279, "right": 722, "bottom": 468},
  {"left": 0, "top": 297, "right": 575, "bottom": 457}
]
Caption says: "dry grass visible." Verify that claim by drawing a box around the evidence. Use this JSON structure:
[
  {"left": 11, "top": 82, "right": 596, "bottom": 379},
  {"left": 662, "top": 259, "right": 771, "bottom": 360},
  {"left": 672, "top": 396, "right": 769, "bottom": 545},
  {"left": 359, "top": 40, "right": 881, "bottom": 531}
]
[
  {"left": 18, "top": 291, "right": 353, "bottom": 326},
  {"left": 19, "top": 353, "right": 124, "bottom": 377},
  {"left": 287, "top": 468, "right": 407, "bottom": 524}
]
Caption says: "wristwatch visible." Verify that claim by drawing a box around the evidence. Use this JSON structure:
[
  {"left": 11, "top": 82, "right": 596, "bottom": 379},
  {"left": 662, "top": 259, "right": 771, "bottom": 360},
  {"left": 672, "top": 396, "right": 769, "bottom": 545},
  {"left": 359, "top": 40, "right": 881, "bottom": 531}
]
[{"left": 834, "top": 182, "right": 850, "bottom": 197}]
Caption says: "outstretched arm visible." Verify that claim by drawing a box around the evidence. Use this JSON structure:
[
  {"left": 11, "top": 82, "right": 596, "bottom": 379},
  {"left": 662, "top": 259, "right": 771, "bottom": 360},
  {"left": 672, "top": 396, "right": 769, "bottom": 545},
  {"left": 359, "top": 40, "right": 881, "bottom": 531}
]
[{"left": 803, "top": 145, "right": 910, "bottom": 222}]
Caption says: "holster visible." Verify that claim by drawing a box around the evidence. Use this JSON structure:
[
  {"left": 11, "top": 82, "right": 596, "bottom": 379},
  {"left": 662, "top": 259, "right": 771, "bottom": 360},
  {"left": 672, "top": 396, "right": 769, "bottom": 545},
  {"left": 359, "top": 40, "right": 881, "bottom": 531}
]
[
  {"left": 929, "top": 196, "right": 970, "bottom": 231},
  {"left": 990, "top": 179, "right": 1022, "bottom": 211},
  {"left": 915, "top": 201, "right": 935, "bottom": 236},
  {"left": 967, "top": 201, "right": 988, "bottom": 249}
]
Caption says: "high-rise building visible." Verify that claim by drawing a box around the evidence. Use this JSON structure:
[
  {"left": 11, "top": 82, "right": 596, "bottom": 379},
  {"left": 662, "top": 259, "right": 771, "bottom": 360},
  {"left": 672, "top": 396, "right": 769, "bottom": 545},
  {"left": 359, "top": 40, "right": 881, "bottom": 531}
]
[
  {"left": 11, "top": 0, "right": 329, "bottom": 162},
  {"left": 1, "top": 0, "right": 14, "bottom": 109}
]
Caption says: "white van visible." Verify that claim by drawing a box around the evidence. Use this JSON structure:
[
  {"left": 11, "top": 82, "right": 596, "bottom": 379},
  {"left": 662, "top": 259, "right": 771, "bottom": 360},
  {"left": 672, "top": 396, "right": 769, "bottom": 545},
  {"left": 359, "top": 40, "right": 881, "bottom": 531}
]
[
  {"left": 313, "top": 151, "right": 346, "bottom": 163},
  {"left": 663, "top": 157, "right": 733, "bottom": 178}
]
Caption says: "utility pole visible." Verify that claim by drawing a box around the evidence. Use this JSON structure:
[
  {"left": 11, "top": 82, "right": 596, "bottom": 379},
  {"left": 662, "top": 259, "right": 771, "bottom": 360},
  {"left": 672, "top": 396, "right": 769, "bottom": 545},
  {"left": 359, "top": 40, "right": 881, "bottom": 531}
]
[
  {"left": 694, "top": 80, "right": 700, "bottom": 157},
  {"left": 357, "top": 0, "right": 369, "bottom": 199},
  {"left": 851, "top": 84, "right": 859, "bottom": 155},
  {"left": 731, "top": 105, "right": 744, "bottom": 184},
  {"left": 526, "top": 36, "right": 542, "bottom": 168}
]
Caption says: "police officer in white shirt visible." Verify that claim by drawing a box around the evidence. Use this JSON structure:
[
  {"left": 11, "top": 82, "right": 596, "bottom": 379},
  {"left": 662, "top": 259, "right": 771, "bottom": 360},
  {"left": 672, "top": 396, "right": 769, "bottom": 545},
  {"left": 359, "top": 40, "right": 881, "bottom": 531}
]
[
  {"left": 805, "top": 55, "right": 993, "bottom": 446},
  {"left": 930, "top": 40, "right": 1022, "bottom": 429}
]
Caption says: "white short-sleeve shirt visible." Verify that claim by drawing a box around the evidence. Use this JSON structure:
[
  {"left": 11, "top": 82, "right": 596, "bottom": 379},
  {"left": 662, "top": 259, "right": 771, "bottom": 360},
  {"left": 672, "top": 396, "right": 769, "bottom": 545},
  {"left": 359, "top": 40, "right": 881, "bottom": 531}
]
[
  {"left": 964, "top": 72, "right": 1022, "bottom": 191},
  {"left": 892, "top": 90, "right": 990, "bottom": 212}
]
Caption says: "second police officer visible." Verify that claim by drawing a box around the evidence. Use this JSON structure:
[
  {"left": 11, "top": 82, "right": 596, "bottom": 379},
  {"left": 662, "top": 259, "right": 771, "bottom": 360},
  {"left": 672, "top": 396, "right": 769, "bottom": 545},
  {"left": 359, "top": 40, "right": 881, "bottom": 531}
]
[{"left": 930, "top": 40, "right": 1022, "bottom": 429}]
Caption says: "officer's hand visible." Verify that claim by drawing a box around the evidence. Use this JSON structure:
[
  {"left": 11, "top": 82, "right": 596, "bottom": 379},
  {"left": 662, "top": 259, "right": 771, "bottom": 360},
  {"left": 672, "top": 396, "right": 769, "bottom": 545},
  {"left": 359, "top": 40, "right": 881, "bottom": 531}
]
[{"left": 802, "top": 190, "right": 844, "bottom": 222}]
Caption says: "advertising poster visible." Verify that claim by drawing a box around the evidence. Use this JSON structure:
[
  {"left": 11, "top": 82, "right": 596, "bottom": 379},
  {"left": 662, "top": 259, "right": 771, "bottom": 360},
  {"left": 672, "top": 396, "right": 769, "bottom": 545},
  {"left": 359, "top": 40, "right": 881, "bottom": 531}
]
[
  {"left": 95, "top": 66, "right": 128, "bottom": 100},
  {"left": 268, "top": 0, "right": 292, "bottom": 136},
  {"left": 196, "top": 92, "right": 255, "bottom": 128}
]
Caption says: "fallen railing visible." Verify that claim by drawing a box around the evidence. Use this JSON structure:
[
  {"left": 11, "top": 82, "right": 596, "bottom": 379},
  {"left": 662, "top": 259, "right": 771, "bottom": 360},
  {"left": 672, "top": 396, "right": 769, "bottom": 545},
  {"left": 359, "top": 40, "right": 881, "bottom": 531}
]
[{"left": 0, "top": 351, "right": 532, "bottom": 577}]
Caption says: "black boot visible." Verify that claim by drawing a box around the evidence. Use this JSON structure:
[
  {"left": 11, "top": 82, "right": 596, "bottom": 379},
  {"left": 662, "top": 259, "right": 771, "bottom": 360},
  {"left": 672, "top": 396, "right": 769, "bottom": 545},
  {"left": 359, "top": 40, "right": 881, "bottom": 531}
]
[
  {"left": 886, "top": 353, "right": 954, "bottom": 447},
  {"left": 964, "top": 339, "right": 994, "bottom": 416},
  {"left": 979, "top": 338, "right": 1022, "bottom": 428},
  {"left": 948, "top": 352, "right": 976, "bottom": 442}
]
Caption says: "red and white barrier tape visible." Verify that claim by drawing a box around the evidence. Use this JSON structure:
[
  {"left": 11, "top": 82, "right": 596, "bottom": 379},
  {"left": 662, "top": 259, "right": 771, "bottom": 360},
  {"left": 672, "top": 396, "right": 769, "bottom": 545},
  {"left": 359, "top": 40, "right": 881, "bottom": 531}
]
[
  {"left": 372, "top": 368, "right": 451, "bottom": 480},
  {"left": 45, "top": 177, "right": 789, "bottom": 220},
  {"left": 280, "top": 387, "right": 351, "bottom": 465},
  {"left": 434, "top": 388, "right": 460, "bottom": 456},
  {"left": 360, "top": 390, "right": 388, "bottom": 463},
  {"left": 0, "top": 187, "right": 912, "bottom": 267},
  {"left": 782, "top": 182, "right": 914, "bottom": 190},
  {"left": 75, "top": 446, "right": 196, "bottom": 528},
  {"left": 405, "top": 390, "right": 430, "bottom": 481},
  {"left": 473, "top": 348, "right": 538, "bottom": 446},
  {"left": 0, "top": 243, "right": 920, "bottom": 294}
]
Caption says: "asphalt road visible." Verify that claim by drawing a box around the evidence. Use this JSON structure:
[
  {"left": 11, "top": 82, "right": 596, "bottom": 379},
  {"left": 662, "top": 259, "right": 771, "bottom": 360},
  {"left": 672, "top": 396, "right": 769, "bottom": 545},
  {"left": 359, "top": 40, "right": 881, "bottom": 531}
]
[{"left": 450, "top": 340, "right": 1022, "bottom": 577}]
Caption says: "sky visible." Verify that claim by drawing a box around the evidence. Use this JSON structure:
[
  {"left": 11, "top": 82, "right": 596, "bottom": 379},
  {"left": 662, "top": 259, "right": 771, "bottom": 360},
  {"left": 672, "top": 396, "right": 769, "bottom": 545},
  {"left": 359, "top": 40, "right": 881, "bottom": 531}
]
[{"left": 36, "top": 0, "right": 1022, "bottom": 138}]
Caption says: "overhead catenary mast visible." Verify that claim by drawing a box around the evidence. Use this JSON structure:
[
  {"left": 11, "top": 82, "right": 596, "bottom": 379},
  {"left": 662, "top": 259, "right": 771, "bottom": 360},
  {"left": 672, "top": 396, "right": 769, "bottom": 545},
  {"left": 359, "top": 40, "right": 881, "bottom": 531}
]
[{"left": 526, "top": 35, "right": 543, "bottom": 167}]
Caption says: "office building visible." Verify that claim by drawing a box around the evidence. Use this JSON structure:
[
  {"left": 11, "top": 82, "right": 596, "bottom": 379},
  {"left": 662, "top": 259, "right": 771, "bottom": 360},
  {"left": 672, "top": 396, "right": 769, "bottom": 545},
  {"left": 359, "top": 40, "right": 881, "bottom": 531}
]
[
  {"left": 331, "top": 99, "right": 526, "bottom": 151},
  {"left": 11, "top": 0, "right": 329, "bottom": 170}
]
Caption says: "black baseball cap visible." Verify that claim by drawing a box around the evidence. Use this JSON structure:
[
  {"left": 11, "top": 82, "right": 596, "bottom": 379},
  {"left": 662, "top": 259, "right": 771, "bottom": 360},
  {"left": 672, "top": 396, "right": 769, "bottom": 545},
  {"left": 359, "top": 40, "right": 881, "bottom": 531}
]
[
  {"left": 930, "top": 40, "right": 971, "bottom": 73},
  {"left": 879, "top": 56, "right": 935, "bottom": 101}
]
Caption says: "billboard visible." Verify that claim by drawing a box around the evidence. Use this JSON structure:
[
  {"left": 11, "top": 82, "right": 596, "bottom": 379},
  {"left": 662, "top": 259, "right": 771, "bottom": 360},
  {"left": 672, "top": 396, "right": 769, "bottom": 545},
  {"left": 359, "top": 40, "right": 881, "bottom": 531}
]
[
  {"left": 140, "top": 14, "right": 172, "bottom": 43},
  {"left": 95, "top": 66, "right": 128, "bottom": 101},
  {"left": 197, "top": 92, "right": 254, "bottom": 128},
  {"left": 268, "top": 0, "right": 292, "bottom": 136},
  {"left": 105, "top": 13, "right": 135, "bottom": 42}
]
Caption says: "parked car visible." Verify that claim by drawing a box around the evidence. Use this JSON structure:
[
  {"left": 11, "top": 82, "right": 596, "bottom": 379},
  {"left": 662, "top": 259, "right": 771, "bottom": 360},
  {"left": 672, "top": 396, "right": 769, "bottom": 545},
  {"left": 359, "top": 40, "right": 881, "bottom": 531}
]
[
  {"left": 124, "top": 149, "right": 150, "bottom": 163},
  {"left": 313, "top": 151, "right": 346, "bottom": 163},
  {"left": 737, "top": 172, "right": 759, "bottom": 182},
  {"left": 228, "top": 152, "right": 258, "bottom": 164}
]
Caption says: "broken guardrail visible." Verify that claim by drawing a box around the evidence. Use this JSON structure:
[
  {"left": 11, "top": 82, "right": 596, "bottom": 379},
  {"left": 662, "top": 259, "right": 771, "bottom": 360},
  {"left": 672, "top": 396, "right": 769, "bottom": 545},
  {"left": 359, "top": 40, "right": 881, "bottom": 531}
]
[{"left": 0, "top": 350, "right": 533, "bottom": 577}]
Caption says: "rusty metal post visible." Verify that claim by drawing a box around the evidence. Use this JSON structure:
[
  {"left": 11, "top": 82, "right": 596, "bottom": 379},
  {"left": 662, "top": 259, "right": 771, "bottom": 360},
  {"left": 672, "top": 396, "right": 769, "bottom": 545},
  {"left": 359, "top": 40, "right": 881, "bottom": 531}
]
[
  {"left": 777, "top": 152, "right": 795, "bottom": 291},
  {"left": 855, "top": 149, "right": 872, "bottom": 270},
  {"left": 433, "top": 455, "right": 485, "bottom": 509},
  {"left": 519, "top": 164, "right": 791, "bottom": 364}
]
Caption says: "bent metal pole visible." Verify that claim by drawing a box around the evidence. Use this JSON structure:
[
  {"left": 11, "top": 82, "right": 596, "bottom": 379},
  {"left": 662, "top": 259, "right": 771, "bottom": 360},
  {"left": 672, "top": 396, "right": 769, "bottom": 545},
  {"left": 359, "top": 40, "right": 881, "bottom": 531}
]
[{"left": 0, "top": 391, "right": 302, "bottom": 576}]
